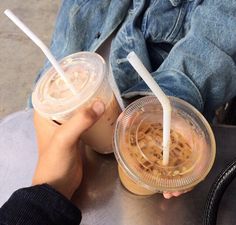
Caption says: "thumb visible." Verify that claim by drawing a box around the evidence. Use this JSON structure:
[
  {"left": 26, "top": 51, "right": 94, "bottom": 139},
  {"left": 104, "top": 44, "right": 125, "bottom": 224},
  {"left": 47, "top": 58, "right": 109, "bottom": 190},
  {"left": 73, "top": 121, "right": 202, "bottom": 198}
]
[{"left": 55, "top": 101, "right": 105, "bottom": 147}]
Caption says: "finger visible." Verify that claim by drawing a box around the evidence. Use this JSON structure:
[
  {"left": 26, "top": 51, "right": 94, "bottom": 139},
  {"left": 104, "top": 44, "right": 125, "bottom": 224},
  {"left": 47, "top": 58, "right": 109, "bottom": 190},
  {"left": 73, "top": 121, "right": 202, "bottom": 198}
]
[
  {"left": 34, "top": 111, "right": 58, "bottom": 153},
  {"left": 171, "top": 192, "right": 182, "bottom": 197},
  {"left": 56, "top": 101, "right": 105, "bottom": 147},
  {"left": 163, "top": 192, "right": 173, "bottom": 199},
  {"left": 163, "top": 188, "right": 193, "bottom": 199}
]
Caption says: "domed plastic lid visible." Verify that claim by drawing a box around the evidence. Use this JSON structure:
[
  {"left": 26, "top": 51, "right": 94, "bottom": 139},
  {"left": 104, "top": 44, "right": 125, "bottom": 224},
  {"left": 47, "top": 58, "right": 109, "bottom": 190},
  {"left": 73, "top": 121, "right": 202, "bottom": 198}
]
[
  {"left": 32, "top": 52, "right": 106, "bottom": 120},
  {"left": 114, "top": 96, "right": 216, "bottom": 192}
]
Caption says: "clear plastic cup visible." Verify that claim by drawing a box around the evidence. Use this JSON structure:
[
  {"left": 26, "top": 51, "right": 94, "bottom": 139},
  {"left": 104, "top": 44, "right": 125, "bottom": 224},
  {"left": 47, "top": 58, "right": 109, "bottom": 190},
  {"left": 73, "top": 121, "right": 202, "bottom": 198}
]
[
  {"left": 32, "top": 52, "right": 121, "bottom": 154},
  {"left": 113, "top": 96, "right": 216, "bottom": 195}
]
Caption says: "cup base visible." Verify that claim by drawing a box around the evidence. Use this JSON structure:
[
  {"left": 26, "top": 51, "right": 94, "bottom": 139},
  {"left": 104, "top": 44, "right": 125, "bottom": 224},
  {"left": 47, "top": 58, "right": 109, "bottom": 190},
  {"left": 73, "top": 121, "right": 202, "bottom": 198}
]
[{"left": 118, "top": 165, "right": 156, "bottom": 196}]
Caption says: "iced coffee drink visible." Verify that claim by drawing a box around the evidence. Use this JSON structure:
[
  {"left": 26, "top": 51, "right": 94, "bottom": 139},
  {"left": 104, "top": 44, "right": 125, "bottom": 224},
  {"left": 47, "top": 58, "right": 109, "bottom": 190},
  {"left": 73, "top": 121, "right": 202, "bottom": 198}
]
[
  {"left": 114, "top": 96, "right": 216, "bottom": 195},
  {"left": 81, "top": 94, "right": 121, "bottom": 152},
  {"left": 32, "top": 52, "right": 121, "bottom": 153}
]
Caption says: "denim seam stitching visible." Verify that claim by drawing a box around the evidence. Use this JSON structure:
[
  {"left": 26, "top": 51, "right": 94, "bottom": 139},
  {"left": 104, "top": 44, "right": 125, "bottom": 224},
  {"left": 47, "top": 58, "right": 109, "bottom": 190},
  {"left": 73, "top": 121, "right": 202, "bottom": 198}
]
[
  {"left": 66, "top": 0, "right": 90, "bottom": 51},
  {"left": 141, "top": 0, "right": 160, "bottom": 39},
  {"left": 166, "top": 3, "right": 186, "bottom": 42},
  {"left": 157, "top": 69, "right": 204, "bottom": 109}
]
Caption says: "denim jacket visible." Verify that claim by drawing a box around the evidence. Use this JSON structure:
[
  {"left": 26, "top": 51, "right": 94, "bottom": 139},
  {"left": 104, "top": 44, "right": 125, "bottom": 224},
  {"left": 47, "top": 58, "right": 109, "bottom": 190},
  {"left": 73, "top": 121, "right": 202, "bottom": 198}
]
[{"left": 37, "top": 0, "right": 236, "bottom": 120}]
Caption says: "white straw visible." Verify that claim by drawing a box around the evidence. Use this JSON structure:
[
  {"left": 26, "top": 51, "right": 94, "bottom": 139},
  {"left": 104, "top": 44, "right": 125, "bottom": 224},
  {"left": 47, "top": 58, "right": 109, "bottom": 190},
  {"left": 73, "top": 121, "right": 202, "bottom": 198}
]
[
  {"left": 127, "top": 52, "right": 171, "bottom": 165},
  {"left": 4, "top": 9, "right": 77, "bottom": 94}
]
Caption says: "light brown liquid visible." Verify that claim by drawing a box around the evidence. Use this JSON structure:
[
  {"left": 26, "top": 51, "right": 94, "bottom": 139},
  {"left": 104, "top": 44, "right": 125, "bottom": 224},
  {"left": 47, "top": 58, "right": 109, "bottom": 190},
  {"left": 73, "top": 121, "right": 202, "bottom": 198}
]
[
  {"left": 81, "top": 95, "right": 122, "bottom": 154},
  {"left": 118, "top": 165, "right": 155, "bottom": 195},
  {"left": 119, "top": 123, "right": 196, "bottom": 195}
]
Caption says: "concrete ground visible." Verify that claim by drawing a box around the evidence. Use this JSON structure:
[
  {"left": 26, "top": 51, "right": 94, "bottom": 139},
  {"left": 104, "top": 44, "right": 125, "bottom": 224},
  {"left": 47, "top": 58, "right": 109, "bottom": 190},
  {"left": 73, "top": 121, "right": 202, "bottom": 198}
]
[{"left": 0, "top": 0, "right": 60, "bottom": 119}]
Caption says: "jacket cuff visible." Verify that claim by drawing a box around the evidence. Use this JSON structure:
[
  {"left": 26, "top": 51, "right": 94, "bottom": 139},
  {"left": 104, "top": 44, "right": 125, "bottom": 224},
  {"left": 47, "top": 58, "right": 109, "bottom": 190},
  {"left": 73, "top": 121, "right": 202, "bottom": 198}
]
[
  {"left": 122, "top": 70, "right": 204, "bottom": 112},
  {"left": 0, "top": 184, "right": 81, "bottom": 225}
]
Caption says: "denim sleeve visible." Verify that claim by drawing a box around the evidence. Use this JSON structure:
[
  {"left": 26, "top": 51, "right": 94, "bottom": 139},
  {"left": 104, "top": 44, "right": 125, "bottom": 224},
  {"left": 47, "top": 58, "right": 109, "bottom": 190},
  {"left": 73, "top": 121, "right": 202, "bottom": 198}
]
[
  {"left": 0, "top": 184, "right": 81, "bottom": 225},
  {"left": 123, "top": 0, "right": 236, "bottom": 120},
  {"left": 35, "top": 0, "right": 131, "bottom": 83}
]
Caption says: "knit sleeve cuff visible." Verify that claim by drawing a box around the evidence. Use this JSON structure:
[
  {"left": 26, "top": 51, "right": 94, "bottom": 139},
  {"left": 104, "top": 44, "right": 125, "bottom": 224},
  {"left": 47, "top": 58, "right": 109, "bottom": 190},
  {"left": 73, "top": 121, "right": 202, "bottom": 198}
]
[{"left": 0, "top": 184, "right": 81, "bottom": 225}]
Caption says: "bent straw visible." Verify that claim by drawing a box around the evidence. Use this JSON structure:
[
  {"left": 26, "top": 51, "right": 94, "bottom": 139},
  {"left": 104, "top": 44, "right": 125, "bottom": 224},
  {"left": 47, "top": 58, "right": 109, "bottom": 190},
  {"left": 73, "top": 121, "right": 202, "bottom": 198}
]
[
  {"left": 127, "top": 52, "right": 171, "bottom": 165},
  {"left": 4, "top": 9, "right": 77, "bottom": 94}
]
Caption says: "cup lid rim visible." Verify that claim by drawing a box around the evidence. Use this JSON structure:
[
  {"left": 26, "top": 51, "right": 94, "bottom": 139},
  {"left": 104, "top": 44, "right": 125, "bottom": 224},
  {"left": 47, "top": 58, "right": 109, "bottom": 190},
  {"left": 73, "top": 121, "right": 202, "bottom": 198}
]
[
  {"left": 113, "top": 96, "right": 216, "bottom": 191},
  {"left": 32, "top": 52, "right": 106, "bottom": 120}
]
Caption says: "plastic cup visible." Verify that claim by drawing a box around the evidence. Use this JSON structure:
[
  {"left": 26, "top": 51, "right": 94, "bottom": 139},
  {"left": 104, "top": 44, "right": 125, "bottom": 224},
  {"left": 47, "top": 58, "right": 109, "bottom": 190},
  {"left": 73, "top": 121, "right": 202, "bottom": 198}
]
[
  {"left": 32, "top": 52, "right": 121, "bottom": 154},
  {"left": 113, "top": 96, "right": 216, "bottom": 195}
]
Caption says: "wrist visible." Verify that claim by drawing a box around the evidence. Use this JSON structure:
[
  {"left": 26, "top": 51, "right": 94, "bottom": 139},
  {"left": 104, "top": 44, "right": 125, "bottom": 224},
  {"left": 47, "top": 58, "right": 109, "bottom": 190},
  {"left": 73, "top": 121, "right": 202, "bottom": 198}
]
[{"left": 32, "top": 180, "right": 75, "bottom": 200}]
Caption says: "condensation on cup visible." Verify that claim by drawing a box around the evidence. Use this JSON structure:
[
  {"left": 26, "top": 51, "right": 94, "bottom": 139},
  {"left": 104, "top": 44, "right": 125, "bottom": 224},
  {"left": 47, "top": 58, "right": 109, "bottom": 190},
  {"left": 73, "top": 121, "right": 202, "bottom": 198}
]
[
  {"left": 113, "top": 96, "right": 216, "bottom": 195},
  {"left": 32, "top": 52, "right": 121, "bottom": 154}
]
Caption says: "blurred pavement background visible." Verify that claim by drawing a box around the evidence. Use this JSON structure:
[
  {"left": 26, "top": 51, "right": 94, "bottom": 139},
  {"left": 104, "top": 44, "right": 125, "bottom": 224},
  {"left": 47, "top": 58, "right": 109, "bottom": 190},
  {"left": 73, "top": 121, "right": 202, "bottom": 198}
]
[{"left": 0, "top": 0, "right": 60, "bottom": 118}]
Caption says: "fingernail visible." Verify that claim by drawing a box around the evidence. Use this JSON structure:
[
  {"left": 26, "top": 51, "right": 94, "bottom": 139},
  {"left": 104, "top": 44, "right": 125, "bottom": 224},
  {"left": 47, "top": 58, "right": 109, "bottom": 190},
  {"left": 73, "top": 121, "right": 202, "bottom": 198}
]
[
  {"left": 92, "top": 101, "right": 105, "bottom": 116},
  {"left": 163, "top": 193, "right": 172, "bottom": 199},
  {"left": 172, "top": 192, "right": 181, "bottom": 197}
]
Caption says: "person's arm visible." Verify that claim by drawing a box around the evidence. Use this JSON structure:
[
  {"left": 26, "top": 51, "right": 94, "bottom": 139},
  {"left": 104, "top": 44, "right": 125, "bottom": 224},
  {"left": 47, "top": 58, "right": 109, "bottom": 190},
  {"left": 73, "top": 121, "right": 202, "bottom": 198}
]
[
  {"left": 0, "top": 184, "right": 82, "bottom": 225},
  {"left": 0, "top": 101, "right": 105, "bottom": 225},
  {"left": 123, "top": 0, "right": 236, "bottom": 120}
]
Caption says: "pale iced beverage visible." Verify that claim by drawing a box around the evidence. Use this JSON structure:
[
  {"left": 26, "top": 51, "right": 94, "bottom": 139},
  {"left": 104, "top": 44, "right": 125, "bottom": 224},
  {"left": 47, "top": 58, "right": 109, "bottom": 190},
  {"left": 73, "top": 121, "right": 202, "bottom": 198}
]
[
  {"left": 81, "top": 94, "right": 121, "bottom": 152},
  {"left": 114, "top": 96, "right": 216, "bottom": 195},
  {"left": 32, "top": 52, "right": 121, "bottom": 153}
]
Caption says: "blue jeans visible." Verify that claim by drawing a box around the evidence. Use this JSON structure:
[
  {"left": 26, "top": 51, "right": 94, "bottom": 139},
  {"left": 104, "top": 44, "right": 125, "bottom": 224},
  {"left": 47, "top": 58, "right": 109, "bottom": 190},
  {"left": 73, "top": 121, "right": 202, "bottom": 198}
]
[{"left": 35, "top": 0, "right": 236, "bottom": 121}]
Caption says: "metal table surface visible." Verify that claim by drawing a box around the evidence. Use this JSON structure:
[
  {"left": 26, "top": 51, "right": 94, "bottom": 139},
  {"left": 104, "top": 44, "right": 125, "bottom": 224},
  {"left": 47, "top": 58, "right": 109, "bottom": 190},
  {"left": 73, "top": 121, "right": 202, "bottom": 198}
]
[{"left": 0, "top": 110, "right": 236, "bottom": 225}]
